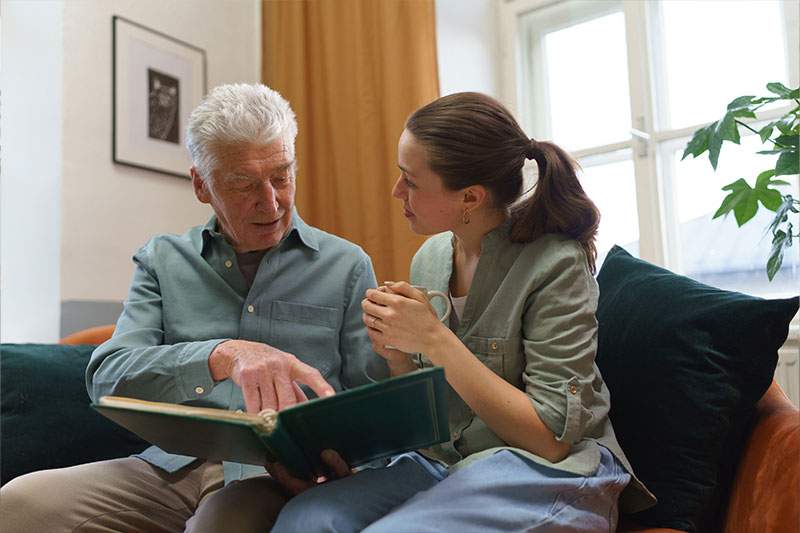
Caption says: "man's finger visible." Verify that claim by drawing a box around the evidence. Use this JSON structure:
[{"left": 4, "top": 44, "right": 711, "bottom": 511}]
[
  {"left": 293, "top": 381, "right": 309, "bottom": 403},
  {"left": 320, "top": 449, "right": 352, "bottom": 478},
  {"left": 258, "top": 380, "right": 278, "bottom": 412},
  {"left": 240, "top": 375, "right": 262, "bottom": 414},
  {"left": 273, "top": 374, "right": 296, "bottom": 411},
  {"left": 290, "top": 360, "right": 335, "bottom": 399},
  {"left": 266, "top": 462, "right": 313, "bottom": 495}
]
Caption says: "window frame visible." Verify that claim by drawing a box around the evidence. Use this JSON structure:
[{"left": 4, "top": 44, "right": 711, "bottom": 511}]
[{"left": 499, "top": 0, "right": 800, "bottom": 272}]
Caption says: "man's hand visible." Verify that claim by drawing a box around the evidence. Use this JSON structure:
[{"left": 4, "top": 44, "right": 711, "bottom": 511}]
[
  {"left": 208, "top": 339, "right": 334, "bottom": 413},
  {"left": 266, "top": 449, "right": 352, "bottom": 496}
]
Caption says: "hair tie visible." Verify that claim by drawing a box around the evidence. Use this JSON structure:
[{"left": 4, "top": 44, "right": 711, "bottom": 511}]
[{"left": 525, "top": 138, "right": 538, "bottom": 160}]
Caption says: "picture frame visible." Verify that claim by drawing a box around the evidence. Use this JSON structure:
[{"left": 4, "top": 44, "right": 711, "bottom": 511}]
[{"left": 112, "top": 16, "right": 207, "bottom": 179}]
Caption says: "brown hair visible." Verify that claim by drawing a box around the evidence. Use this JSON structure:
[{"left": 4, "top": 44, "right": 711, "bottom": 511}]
[{"left": 405, "top": 92, "right": 600, "bottom": 273}]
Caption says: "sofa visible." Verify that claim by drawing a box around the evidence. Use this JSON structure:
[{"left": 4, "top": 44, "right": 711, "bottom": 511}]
[{"left": 2, "top": 247, "right": 798, "bottom": 532}]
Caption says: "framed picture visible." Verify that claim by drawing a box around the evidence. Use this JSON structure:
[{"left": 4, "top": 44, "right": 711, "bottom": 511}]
[{"left": 112, "top": 16, "right": 207, "bottom": 178}]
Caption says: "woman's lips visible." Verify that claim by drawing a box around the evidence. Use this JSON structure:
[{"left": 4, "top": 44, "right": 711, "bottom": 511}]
[{"left": 403, "top": 208, "right": 414, "bottom": 218}]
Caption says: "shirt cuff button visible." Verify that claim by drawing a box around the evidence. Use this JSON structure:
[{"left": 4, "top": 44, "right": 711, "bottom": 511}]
[{"left": 195, "top": 386, "right": 205, "bottom": 395}]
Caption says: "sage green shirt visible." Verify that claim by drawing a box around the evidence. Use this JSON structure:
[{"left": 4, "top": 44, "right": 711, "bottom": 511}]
[
  {"left": 86, "top": 210, "right": 388, "bottom": 483},
  {"left": 410, "top": 221, "right": 655, "bottom": 514}
]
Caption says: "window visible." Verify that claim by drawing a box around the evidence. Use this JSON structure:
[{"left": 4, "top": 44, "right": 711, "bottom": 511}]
[{"left": 504, "top": 0, "right": 799, "bottom": 298}]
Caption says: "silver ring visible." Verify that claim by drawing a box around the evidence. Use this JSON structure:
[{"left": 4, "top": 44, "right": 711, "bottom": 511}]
[{"left": 371, "top": 316, "right": 378, "bottom": 328}]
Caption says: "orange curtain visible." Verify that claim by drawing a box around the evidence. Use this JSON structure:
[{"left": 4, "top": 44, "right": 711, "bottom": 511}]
[{"left": 262, "top": 0, "right": 439, "bottom": 283}]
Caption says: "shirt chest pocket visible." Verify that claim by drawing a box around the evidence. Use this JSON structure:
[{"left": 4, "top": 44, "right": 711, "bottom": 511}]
[
  {"left": 463, "top": 335, "right": 508, "bottom": 377},
  {"left": 270, "top": 301, "right": 340, "bottom": 368}
]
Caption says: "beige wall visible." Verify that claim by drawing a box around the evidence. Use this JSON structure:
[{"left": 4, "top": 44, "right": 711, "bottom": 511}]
[{"left": 60, "top": 0, "right": 261, "bottom": 302}]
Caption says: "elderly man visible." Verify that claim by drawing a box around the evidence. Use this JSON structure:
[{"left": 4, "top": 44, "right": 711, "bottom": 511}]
[{"left": 0, "top": 83, "right": 388, "bottom": 532}]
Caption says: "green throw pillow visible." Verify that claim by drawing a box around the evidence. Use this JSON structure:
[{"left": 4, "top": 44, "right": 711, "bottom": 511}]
[
  {"left": 1, "top": 344, "right": 148, "bottom": 484},
  {"left": 595, "top": 246, "right": 798, "bottom": 532}
]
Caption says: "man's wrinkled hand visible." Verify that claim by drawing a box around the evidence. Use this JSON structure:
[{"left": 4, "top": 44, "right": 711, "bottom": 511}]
[
  {"left": 266, "top": 449, "right": 353, "bottom": 496},
  {"left": 208, "top": 339, "right": 334, "bottom": 413}
]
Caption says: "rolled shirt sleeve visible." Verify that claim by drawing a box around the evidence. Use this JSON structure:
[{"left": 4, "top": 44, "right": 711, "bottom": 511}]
[{"left": 521, "top": 241, "right": 600, "bottom": 445}]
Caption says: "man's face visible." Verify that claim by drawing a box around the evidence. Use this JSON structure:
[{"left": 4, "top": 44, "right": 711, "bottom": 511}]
[{"left": 192, "top": 138, "right": 296, "bottom": 253}]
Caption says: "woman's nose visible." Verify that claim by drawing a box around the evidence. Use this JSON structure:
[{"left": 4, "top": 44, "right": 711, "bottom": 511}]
[{"left": 391, "top": 176, "right": 405, "bottom": 199}]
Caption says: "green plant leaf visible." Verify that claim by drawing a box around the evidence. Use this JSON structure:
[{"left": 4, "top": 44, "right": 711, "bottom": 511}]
[
  {"left": 776, "top": 116, "right": 797, "bottom": 135},
  {"left": 727, "top": 95, "right": 756, "bottom": 109},
  {"left": 682, "top": 122, "right": 713, "bottom": 160},
  {"left": 775, "top": 135, "right": 799, "bottom": 147},
  {"left": 766, "top": 82, "right": 795, "bottom": 98},
  {"left": 716, "top": 112, "right": 740, "bottom": 144},
  {"left": 726, "top": 95, "right": 758, "bottom": 118},
  {"left": 708, "top": 131, "right": 724, "bottom": 170},
  {"left": 759, "top": 123, "right": 775, "bottom": 143},
  {"left": 758, "top": 149, "right": 785, "bottom": 155},
  {"left": 775, "top": 150, "right": 799, "bottom": 176},
  {"left": 713, "top": 178, "right": 758, "bottom": 224},
  {"left": 767, "top": 229, "right": 787, "bottom": 280},
  {"left": 768, "top": 195, "right": 799, "bottom": 235}
]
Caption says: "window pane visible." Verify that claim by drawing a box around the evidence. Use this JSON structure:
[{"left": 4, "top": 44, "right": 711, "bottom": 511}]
[
  {"left": 545, "top": 11, "right": 631, "bottom": 151},
  {"left": 578, "top": 154, "right": 639, "bottom": 265},
  {"left": 671, "top": 134, "right": 799, "bottom": 298},
  {"left": 661, "top": 0, "right": 789, "bottom": 130}
]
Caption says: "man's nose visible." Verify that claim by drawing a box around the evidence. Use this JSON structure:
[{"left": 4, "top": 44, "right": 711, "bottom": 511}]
[{"left": 256, "top": 180, "right": 279, "bottom": 211}]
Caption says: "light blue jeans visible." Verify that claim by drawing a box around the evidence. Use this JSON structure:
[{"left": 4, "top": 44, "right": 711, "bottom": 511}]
[{"left": 271, "top": 446, "right": 630, "bottom": 532}]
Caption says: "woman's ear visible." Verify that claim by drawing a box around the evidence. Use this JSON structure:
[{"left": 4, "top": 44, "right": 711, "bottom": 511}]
[
  {"left": 191, "top": 167, "right": 212, "bottom": 204},
  {"left": 462, "top": 185, "right": 489, "bottom": 211}
]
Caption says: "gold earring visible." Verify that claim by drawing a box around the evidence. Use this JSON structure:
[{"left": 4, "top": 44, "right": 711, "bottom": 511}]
[{"left": 462, "top": 209, "right": 471, "bottom": 225}]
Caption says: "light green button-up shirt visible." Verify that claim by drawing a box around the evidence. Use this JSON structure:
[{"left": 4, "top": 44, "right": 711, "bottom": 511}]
[
  {"left": 410, "top": 221, "right": 656, "bottom": 514},
  {"left": 87, "top": 210, "right": 388, "bottom": 483}
]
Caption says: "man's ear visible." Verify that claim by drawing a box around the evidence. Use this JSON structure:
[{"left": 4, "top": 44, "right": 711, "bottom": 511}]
[{"left": 191, "top": 167, "right": 211, "bottom": 204}]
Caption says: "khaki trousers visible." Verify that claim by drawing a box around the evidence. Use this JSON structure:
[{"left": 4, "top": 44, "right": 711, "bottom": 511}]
[{"left": 0, "top": 457, "right": 288, "bottom": 532}]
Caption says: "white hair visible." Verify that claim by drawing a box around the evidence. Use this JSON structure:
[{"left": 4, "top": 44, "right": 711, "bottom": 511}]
[{"left": 186, "top": 83, "right": 298, "bottom": 180}]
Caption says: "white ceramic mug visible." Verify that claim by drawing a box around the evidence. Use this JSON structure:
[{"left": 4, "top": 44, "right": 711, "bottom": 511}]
[
  {"left": 379, "top": 283, "right": 452, "bottom": 351},
  {"left": 381, "top": 283, "right": 451, "bottom": 323}
]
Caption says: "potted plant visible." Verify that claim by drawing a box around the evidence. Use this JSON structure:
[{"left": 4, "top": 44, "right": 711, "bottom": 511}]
[{"left": 682, "top": 82, "right": 799, "bottom": 280}]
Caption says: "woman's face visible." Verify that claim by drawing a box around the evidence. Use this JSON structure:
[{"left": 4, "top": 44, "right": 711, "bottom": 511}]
[{"left": 392, "top": 129, "right": 464, "bottom": 235}]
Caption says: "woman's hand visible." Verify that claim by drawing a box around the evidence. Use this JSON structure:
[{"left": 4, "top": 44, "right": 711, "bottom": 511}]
[
  {"left": 361, "top": 282, "right": 449, "bottom": 356},
  {"left": 266, "top": 449, "right": 352, "bottom": 496}
]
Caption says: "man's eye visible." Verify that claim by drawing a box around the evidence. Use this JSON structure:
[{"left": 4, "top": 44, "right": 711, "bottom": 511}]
[{"left": 272, "top": 176, "right": 291, "bottom": 188}]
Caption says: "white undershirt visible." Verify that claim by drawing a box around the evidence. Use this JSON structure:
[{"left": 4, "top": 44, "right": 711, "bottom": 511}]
[{"left": 450, "top": 293, "right": 468, "bottom": 322}]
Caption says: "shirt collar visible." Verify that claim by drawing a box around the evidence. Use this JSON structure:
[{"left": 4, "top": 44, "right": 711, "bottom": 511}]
[{"left": 197, "top": 208, "right": 319, "bottom": 256}]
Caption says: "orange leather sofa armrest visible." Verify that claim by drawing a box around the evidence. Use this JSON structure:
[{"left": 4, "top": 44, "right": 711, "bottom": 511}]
[
  {"left": 724, "top": 380, "right": 800, "bottom": 533},
  {"left": 59, "top": 324, "right": 116, "bottom": 345}
]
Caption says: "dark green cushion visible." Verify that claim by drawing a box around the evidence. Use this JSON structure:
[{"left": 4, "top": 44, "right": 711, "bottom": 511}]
[
  {"left": 595, "top": 246, "right": 798, "bottom": 532},
  {"left": 1, "top": 344, "right": 148, "bottom": 484}
]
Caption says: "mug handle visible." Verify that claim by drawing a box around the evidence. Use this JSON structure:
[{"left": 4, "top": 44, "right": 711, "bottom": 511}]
[{"left": 426, "top": 290, "right": 451, "bottom": 322}]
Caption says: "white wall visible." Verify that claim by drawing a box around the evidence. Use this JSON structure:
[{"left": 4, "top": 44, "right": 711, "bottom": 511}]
[
  {"left": 435, "top": 0, "right": 502, "bottom": 98},
  {"left": 61, "top": 0, "right": 261, "bottom": 302},
  {"left": 1, "top": 1, "right": 65, "bottom": 342},
  {"left": 1, "top": 0, "right": 261, "bottom": 341}
]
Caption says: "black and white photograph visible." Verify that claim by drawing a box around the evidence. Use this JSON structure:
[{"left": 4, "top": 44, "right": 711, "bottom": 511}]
[
  {"left": 147, "top": 68, "right": 180, "bottom": 144},
  {"left": 113, "top": 16, "right": 206, "bottom": 178}
]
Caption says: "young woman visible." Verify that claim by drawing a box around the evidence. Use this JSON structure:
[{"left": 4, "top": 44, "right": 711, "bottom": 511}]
[{"left": 271, "top": 92, "right": 655, "bottom": 532}]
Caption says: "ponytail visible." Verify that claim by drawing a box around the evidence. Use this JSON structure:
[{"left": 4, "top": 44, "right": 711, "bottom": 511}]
[{"left": 511, "top": 140, "right": 600, "bottom": 273}]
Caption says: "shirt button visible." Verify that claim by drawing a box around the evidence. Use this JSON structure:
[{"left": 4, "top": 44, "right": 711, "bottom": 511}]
[
  {"left": 247, "top": 304, "right": 255, "bottom": 313},
  {"left": 490, "top": 341, "right": 498, "bottom": 351},
  {"left": 569, "top": 383, "right": 578, "bottom": 395},
  {"left": 224, "top": 260, "right": 233, "bottom": 268},
  {"left": 195, "top": 386, "right": 205, "bottom": 395}
]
